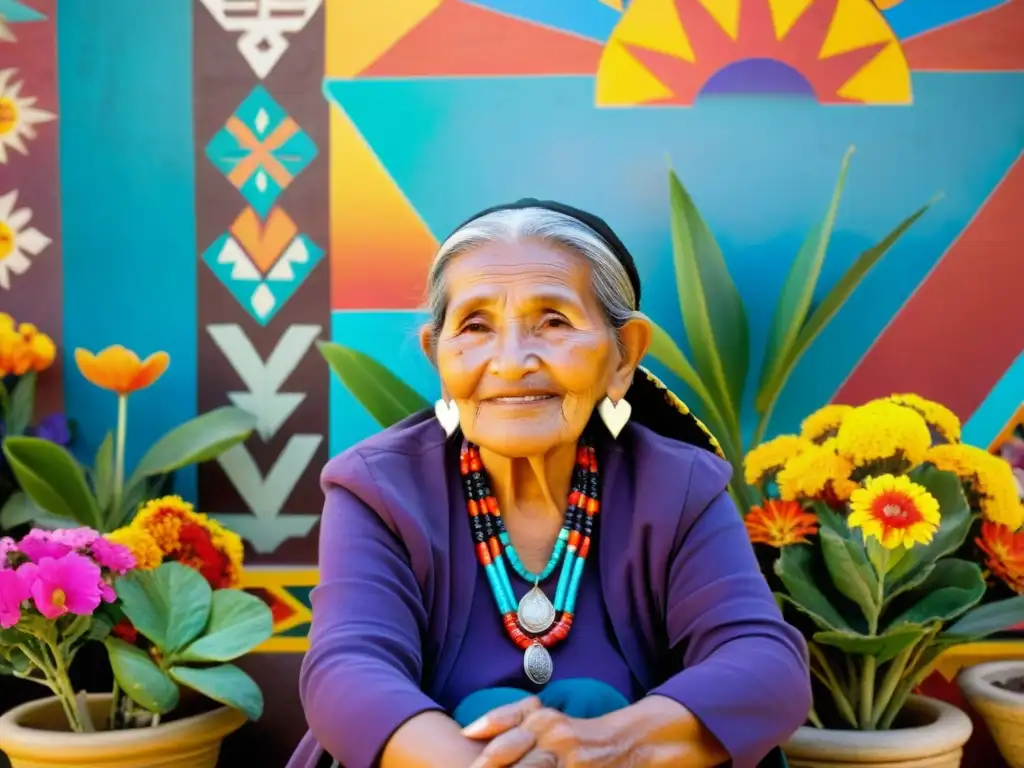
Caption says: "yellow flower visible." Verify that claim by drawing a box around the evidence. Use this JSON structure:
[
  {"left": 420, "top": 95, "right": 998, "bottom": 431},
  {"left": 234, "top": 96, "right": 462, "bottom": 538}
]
[
  {"left": 848, "top": 474, "right": 941, "bottom": 549},
  {"left": 777, "top": 441, "right": 858, "bottom": 503},
  {"left": 105, "top": 528, "right": 164, "bottom": 570},
  {"left": 835, "top": 400, "right": 932, "bottom": 470},
  {"left": 743, "top": 435, "right": 811, "bottom": 486},
  {"left": 75, "top": 345, "right": 169, "bottom": 396},
  {"left": 133, "top": 495, "right": 205, "bottom": 554},
  {"left": 888, "top": 394, "right": 961, "bottom": 443},
  {"left": 0, "top": 319, "right": 56, "bottom": 376},
  {"left": 800, "top": 404, "right": 853, "bottom": 443},
  {"left": 927, "top": 444, "right": 1024, "bottom": 530},
  {"left": 744, "top": 500, "right": 819, "bottom": 548}
]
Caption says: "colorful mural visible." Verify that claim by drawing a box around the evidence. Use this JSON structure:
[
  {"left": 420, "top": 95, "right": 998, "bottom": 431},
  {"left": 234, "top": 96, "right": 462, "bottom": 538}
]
[{"left": 2, "top": 0, "right": 1023, "bottom": 655}]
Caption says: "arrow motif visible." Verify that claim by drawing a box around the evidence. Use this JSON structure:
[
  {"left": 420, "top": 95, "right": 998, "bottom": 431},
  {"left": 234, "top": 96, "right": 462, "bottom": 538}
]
[
  {"left": 218, "top": 434, "right": 322, "bottom": 521},
  {"left": 207, "top": 323, "right": 322, "bottom": 440}
]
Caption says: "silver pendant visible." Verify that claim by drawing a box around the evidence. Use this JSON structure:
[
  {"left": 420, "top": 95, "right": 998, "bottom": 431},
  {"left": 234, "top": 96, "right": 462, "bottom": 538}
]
[
  {"left": 523, "top": 642, "right": 553, "bottom": 685},
  {"left": 517, "top": 583, "right": 555, "bottom": 634}
]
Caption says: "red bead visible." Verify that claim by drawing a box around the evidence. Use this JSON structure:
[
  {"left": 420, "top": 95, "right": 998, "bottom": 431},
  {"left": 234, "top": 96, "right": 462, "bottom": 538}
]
[
  {"left": 488, "top": 538, "right": 501, "bottom": 559},
  {"left": 578, "top": 537, "right": 591, "bottom": 559},
  {"left": 468, "top": 499, "right": 480, "bottom": 516},
  {"left": 587, "top": 498, "right": 599, "bottom": 514},
  {"left": 568, "top": 490, "right": 580, "bottom": 507},
  {"left": 475, "top": 542, "right": 492, "bottom": 565},
  {"left": 485, "top": 497, "right": 498, "bottom": 513},
  {"left": 568, "top": 530, "right": 581, "bottom": 549}
]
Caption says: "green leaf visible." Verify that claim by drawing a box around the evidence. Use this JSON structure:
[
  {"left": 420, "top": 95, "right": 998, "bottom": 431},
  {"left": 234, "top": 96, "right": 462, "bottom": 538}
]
[
  {"left": 125, "top": 406, "right": 256, "bottom": 490},
  {"left": 104, "top": 637, "right": 180, "bottom": 714},
  {"left": 646, "top": 322, "right": 711, "bottom": 407},
  {"left": 756, "top": 148, "right": 851, "bottom": 413},
  {"left": 814, "top": 624, "right": 925, "bottom": 664},
  {"left": 885, "top": 559, "right": 985, "bottom": 629},
  {"left": 115, "top": 562, "right": 213, "bottom": 653},
  {"left": 317, "top": 341, "right": 430, "bottom": 428},
  {"left": 666, "top": 167, "right": 748, "bottom": 434},
  {"left": 819, "top": 525, "right": 878, "bottom": 623},
  {"left": 775, "top": 544, "right": 851, "bottom": 631},
  {"left": 5, "top": 372, "right": 36, "bottom": 436},
  {"left": 2, "top": 436, "right": 102, "bottom": 528},
  {"left": 92, "top": 432, "right": 115, "bottom": 514},
  {"left": 177, "top": 590, "right": 273, "bottom": 663},
  {"left": 942, "top": 596, "right": 1024, "bottom": 641},
  {"left": 887, "top": 465, "right": 972, "bottom": 583},
  {"left": 756, "top": 198, "right": 933, "bottom": 418},
  {"left": 115, "top": 475, "right": 157, "bottom": 529},
  {"left": 170, "top": 664, "right": 264, "bottom": 721}
]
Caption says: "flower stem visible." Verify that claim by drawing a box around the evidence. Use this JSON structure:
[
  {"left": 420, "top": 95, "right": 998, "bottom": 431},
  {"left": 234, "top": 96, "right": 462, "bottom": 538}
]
[
  {"left": 109, "top": 679, "right": 121, "bottom": 730},
  {"left": 112, "top": 394, "right": 128, "bottom": 526},
  {"left": 859, "top": 656, "right": 877, "bottom": 730},
  {"left": 871, "top": 645, "right": 914, "bottom": 728}
]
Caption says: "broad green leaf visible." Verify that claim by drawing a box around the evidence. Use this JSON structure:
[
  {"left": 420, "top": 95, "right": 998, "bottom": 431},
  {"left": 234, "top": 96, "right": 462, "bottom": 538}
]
[
  {"left": 666, "top": 167, "right": 748, "bottom": 433},
  {"left": 92, "top": 432, "right": 115, "bottom": 514},
  {"left": 775, "top": 544, "right": 851, "bottom": 631},
  {"left": 105, "top": 638, "right": 180, "bottom": 714},
  {"left": 884, "top": 559, "right": 985, "bottom": 629},
  {"left": 2, "top": 437, "right": 102, "bottom": 528},
  {"left": 646, "top": 323, "right": 711, "bottom": 407},
  {"left": 170, "top": 663, "right": 264, "bottom": 721},
  {"left": 942, "top": 596, "right": 1024, "bottom": 641},
  {"left": 318, "top": 341, "right": 430, "bottom": 428},
  {"left": 887, "top": 465, "right": 971, "bottom": 583},
  {"left": 814, "top": 624, "right": 925, "bottom": 664},
  {"left": 126, "top": 406, "right": 256, "bottom": 489},
  {"left": 757, "top": 199, "right": 932, "bottom": 419},
  {"left": 114, "top": 475, "right": 157, "bottom": 530},
  {"left": 884, "top": 563, "right": 936, "bottom": 605},
  {"left": 115, "top": 562, "right": 213, "bottom": 653},
  {"left": 819, "top": 525, "right": 878, "bottom": 622},
  {"left": 177, "top": 590, "right": 273, "bottom": 663},
  {"left": 756, "top": 148, "right": 851, "bottom": 413},
  {"left": 5, "top": 372, "right": 36, "bottom": 436}
]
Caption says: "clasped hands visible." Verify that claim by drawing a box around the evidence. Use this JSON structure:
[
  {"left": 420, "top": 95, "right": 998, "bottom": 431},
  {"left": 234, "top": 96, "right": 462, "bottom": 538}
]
[{"left": 462, "top": 696, "right": 627, "bottom": 768}]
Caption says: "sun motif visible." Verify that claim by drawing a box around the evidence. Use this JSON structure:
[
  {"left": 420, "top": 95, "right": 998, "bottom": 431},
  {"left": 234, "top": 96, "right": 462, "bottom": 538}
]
[
  {"left": 0, "top": 67, "right": 56, "bottom": 163},
  {"left": 0, "top": 189, "right": 51, "bottom": 290},
  {"left": 596, "top": 0, "right": 911, "bottom": 106}
]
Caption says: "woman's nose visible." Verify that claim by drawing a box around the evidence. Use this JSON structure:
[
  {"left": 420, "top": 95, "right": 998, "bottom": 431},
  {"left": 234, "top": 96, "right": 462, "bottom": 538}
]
[{"left": 489, "top": 328, "right": 540, "bottom": 379}]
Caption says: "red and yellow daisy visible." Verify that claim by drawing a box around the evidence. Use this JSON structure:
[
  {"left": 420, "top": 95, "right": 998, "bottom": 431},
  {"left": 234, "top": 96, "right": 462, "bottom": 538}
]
[
  {"left": 976, "top": 520, "right": 1024, "bottom": 595},
  {"left": 745, "top": 500, "right": 819, "bottom": 548},
  {"left": 848, "top": 474, "right": 940, "bottom": 549}
]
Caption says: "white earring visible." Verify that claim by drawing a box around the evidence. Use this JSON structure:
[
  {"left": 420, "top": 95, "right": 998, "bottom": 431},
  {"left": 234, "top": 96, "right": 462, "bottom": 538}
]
[
  {"left": 434, "top": 399, "right": 461, "bottom": 437},
  {"left": 598, "top": 396, "right": 631, "bottom": 439}
]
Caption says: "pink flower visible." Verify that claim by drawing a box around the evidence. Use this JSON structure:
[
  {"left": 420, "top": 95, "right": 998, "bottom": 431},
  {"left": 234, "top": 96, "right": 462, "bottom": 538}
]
[
  {"left": 0, "top": 537, "right": 16, "bottom": 568},
  {"left": 17, "top": 530, "right": 72, "bottom": 563},
  {"left": 0, "top": 568, "right": 30, "bottom": 628},
  {"left": 99, "top": 582, "right": 116, "bottom": 603},
  {"left": 50, "top": 528, "right": 100, "bottom": 550},
  {"left": 17, "top": 554, "right": 103, "bottom": 620},
  {"left": 90, "top": 538, "right": 136, "bottom": 575}
]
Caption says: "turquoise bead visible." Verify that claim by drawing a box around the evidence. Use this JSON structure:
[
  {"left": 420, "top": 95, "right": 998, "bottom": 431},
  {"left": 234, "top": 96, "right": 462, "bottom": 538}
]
[
  {"left": 553, "top": 551, "right": 576, "bottom": 611},
  {"left": 565, "top": 556, "right": 587, "bottom": 614}
]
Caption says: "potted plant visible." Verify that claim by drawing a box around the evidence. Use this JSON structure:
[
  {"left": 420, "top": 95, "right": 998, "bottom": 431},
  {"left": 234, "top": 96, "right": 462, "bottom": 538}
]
[
  {"left": 0, "top": 522, "right": 272, "bottom": 768},
  {"left": 959, "top": 660, "right": 1024, "bottom": 768},
  {"left": 743, "top": 397, "right": 1024, "bottom": 767}
]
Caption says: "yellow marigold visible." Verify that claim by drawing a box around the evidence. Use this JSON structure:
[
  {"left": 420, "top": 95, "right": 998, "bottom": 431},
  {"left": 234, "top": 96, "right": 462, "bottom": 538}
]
[
  {"left": 800, "top": 404, "right": 853, "bottom": 443},
  {"left": 105, "top": 528, "right": 163, "bottom": 570},
  {"left": 743, "top": 435, "right": 811, "bottom": 486},
  {"left": 927, "top": 444, "right": 1024, "bottom": 530},
  {"left": 848, "top": 474, "right": 941, "bottom": 550},
  {"left": 888, "top": 394, "right": 961, "bottom": 443},
  {"left": 0, "top": 320, "right": 56, "bottom": 376},
  {"left": 835, "top": 400, "right": 932, "bottom": 469},
  {"left": 132, "top": 495, "right": 206, "bottom": 554},
  {"left": 777, "top": 442, "right": 858, "bottom": 503}
]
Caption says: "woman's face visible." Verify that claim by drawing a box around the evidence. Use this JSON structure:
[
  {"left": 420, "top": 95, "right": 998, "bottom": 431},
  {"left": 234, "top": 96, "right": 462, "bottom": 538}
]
[{"left": 425, "top": 238, "right": 650, "bottom": 458}]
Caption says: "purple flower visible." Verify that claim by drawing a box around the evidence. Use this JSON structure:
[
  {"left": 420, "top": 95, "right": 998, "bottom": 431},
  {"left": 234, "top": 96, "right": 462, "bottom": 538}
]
[
  {"left": 17, "top": 530, "right": 72, "bottom": 562},
  {"left": 90, "top": 538, "right": 135, "bottom": 575},
  {"left": 31, "top": 413, "right": 71, "bottom": 446}
]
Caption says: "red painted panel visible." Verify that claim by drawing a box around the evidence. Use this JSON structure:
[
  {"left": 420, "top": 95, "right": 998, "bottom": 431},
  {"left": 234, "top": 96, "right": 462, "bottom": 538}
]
[{"left": 903, "top": 0, "right": 1024, "bottom": 71}]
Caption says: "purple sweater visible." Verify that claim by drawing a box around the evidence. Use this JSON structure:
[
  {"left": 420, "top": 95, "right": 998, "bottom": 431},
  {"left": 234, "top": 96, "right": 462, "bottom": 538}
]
[{"left": 288, "top": 413, "right": 811, "bottom": 768}]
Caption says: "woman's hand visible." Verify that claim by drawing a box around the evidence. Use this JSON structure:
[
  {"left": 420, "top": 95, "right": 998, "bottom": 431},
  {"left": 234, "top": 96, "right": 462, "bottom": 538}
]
[{"left": 462, "top": 697, "right": 623, "bottom": 767}]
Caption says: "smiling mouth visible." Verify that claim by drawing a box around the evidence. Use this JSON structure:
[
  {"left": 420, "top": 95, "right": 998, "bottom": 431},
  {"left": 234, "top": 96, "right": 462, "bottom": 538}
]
[{"left": 486, "top": 395, "right": 557, "bottom": 404}]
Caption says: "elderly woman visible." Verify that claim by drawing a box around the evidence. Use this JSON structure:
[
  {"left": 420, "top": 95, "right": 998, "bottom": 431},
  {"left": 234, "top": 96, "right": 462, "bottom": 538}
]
[{"left": 288, "top": 200, "right": 811, "bottom": 768}]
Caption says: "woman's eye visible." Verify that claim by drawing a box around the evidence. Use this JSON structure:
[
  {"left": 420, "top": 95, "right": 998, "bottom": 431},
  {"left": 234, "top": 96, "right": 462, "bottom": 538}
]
[
  {"left": 542, "top": 315, "right": 570, "bottom": 329},
  {"left": 461, "top": 321, "right": 489, "bottom": 333}
]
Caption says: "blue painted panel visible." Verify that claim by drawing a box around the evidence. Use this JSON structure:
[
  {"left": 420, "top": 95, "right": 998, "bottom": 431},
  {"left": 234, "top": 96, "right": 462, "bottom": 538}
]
[
  {"left": 964, "top": 351, "right": 1024, "bottom": 449},
  {"left": 462, "top": 0, "right": 621, "bottom": 41},
  {"left": 59, "top": 0, "right": 198, "bottom": 501},
  {"left": 885, "top": 0, "right": 1007, "bottom": 40},
  {"left": 325, "top": 72, "right": 1024, "bottom": 442}
]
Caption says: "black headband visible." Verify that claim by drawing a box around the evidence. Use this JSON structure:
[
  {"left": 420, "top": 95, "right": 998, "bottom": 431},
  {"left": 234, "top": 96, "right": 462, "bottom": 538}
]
[{"left": 451, "top": 198, "right": 643, "bottom": 309}]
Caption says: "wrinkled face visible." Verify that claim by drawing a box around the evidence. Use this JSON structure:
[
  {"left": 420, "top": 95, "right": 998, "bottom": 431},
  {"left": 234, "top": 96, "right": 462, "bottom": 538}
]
[{"left": 425, "top": 239, "right": 646, "bottom": 458}]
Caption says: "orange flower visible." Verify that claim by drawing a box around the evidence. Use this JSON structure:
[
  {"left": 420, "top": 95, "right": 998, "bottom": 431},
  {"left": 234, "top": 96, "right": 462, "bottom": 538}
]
[
  {"left": 75, "top": 345, "right": 169, "bottom": 396},
  {"left": 0, "top": 318, "right": 56, "bottom": 376},
  {"left": 976, "top": 520, "right": 1024, "bottom": 594},
  {"left": 745, "top": 500, "right": 819, "bottom": 548}
]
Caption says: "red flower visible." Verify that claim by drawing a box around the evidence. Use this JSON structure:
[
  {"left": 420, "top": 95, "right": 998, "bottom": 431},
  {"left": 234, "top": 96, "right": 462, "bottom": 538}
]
[
  {"left": 112, "top": 618, "right": 138, "bottom": 644},
  {"left": 176, "top": 523, "right": 232, "bottom": 589}
]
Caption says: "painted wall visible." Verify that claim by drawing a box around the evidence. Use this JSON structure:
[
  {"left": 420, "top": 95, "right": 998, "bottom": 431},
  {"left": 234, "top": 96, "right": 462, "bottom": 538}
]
[{"left": 2, "top": 0, "right": 1023, "bottom": 762}]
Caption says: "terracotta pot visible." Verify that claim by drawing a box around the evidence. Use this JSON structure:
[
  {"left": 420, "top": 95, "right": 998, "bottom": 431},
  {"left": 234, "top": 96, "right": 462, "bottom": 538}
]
[
  {"left": 959, "top": 660, "right": 1024, "bottom": 768},
  {"left": 782, "top": 694, "right": 973, "bottom": 768},
  {"left": 0, "top": 693, "right": 246, "bottom": 768}
]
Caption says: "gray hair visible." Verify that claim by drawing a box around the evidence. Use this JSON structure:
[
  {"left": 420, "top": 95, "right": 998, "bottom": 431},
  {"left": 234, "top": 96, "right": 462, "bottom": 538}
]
[{"left": 425, "top": 207, "right": 637, "bottom": 350}]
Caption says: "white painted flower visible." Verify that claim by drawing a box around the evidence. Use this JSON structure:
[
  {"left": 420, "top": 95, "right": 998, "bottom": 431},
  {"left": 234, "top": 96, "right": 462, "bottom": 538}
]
[
  {"left": 0, "top": 190, "right": 51, "bottom": 289},
  {"left": 0, "top": 68, "right": 56, "bottom": 163}
]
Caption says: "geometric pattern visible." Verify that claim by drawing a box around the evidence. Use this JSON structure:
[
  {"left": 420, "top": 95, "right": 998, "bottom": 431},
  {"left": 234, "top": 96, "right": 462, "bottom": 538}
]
[
  {"left": 0, "top": 0, "right": 47, "bottom": 23},
  {"left": 202, "top": 207, "right": 324, "bottom": 325},
  {"left": 241, "top": 568, "right": 317, "bottom": 653},
  {"left": 205, "top": 85, "right": 317, "bottom": 217}
]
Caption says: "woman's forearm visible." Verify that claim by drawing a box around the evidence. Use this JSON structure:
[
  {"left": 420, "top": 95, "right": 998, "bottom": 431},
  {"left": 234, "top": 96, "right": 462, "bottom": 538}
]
[
  {"left": 380, "top": 710, "right": 485, "bottom": 768},
  {"left": 597, "top": 695, "right": 729, "bottom": 768}
]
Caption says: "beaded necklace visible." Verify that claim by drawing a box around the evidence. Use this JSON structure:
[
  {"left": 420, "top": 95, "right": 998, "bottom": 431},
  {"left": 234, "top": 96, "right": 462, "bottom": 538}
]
[{"left": 460, "top": 438, "right": 600, "bottom": 685}]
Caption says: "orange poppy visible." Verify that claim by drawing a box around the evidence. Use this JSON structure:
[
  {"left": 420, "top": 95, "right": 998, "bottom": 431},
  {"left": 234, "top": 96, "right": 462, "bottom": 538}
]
[
  {"left": 75, "top": 345, "right": 169, "bottom": 396},
  {"left": 745, "top": 500, "right": 819, "bottom": 548}
]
